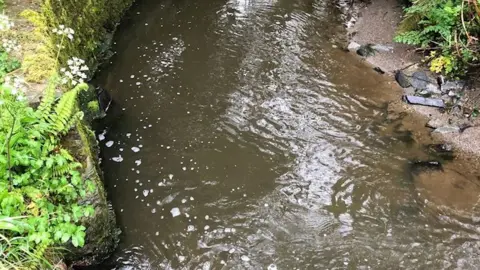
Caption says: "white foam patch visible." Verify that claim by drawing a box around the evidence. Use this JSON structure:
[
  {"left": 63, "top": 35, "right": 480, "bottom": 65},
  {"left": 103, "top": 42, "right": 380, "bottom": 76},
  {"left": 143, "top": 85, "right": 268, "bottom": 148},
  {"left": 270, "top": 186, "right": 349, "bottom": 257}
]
[
  {"left": 268, "top": 264, "right": 277, "bottom": 270},
  {"left": 131, "top": 147, "right": 140, "bottom": 152},
  {"left": 170, "top": 207, "right": 181, "bottom": 217},
  {"left": 105, "top": 141, "right": 114, "bottom": 147},
  {"left": 112, "top": 155, "right": 123, "bottom": 162}
]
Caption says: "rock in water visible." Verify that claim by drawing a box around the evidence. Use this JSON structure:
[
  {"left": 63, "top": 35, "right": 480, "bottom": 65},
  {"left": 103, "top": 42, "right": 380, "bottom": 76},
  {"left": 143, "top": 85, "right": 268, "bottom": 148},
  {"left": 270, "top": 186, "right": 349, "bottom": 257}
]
[
  {"left": 427, "top": 144, "right": 455, "bottom": 160},
  {"left": 404, "top": 95, "right": 445, "bottom": 108},
  {"left": 395, "top": 71, "right": 411, "bottom": 88},
  {"left": 410, "top": 160, "right": 443, "bottom": 175}
]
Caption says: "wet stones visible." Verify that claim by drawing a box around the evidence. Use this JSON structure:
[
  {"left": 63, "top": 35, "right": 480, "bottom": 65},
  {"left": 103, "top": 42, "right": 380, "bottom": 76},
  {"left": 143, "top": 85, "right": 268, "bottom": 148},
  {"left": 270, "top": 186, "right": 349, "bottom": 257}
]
[
  {"left": 356, "top": 44, "right": 376, "bottom": 57},
  {"left": 409, "top": 160, "right": 443, "bottom": 175},
  {"left": 426, "top": 144, "right": 455, "bottom": 160},
  {"left": 432, "top": 125, "right": 461, "bottom": 134}
]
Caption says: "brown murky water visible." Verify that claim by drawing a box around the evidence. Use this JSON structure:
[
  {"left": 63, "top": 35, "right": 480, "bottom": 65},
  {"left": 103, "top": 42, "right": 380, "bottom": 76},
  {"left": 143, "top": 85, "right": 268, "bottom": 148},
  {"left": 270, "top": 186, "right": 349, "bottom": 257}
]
[{"left": 94, "top": 0, "right": 480, "bottom": 269}]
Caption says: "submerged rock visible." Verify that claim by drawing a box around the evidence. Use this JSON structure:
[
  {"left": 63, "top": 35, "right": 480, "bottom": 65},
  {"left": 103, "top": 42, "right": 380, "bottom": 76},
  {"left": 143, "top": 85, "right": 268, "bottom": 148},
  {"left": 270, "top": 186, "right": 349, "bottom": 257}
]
[
  {"left": 412, "top": 168, "right": 480, "bottom": 220},
  {"left": 426, "top": 144, "right": 455, "bottom": 160},
  {"left": 410, "top": 160, "right": 443, "bottom": 175}
]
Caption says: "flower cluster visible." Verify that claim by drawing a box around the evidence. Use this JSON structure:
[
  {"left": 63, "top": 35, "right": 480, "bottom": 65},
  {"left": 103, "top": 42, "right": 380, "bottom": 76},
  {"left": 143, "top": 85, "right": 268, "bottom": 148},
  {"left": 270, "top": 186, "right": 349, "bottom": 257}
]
[
  {"left": 53, "top": 25, "right": 75, "bottom": 40},
  {"left": 2, "top": 38, "right": 20, "bottom": 53},
  {"left": 0, "top": 14, "right": 14, "bottom": 31},
  {"left": 60, "top": 57, "right": 89, "bottom": 86},
  {"left": 4, "top": 76, "right": 26, "bottom": 101}
]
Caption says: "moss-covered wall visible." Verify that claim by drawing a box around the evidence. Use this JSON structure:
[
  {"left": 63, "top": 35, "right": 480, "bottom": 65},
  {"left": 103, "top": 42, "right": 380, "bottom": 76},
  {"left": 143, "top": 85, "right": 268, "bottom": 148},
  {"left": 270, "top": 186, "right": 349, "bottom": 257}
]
[
  {"left": 43, "top": 0, "right": 134, "bottom": 67},
  {"left": 21, "top": 0, "right": 134, "bottom": 82}
]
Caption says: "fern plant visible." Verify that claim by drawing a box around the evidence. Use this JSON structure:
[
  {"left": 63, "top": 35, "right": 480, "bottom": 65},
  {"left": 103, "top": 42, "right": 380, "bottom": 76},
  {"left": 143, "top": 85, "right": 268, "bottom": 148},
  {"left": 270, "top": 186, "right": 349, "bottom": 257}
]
[{"left": 395, "top": 0, "right": 480, "bottom": 74}]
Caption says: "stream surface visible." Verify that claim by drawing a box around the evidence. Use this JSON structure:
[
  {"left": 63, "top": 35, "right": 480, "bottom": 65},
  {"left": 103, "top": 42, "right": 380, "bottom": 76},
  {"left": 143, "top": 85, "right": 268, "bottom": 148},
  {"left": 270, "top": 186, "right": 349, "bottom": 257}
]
[{"left": 95, "top": 0, "right": 480, "bottom": 269}]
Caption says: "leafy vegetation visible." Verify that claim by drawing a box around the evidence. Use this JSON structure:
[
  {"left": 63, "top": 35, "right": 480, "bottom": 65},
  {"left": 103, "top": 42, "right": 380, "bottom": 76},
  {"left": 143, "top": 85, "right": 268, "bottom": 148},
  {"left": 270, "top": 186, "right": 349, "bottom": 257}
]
[
  {"left": 395, "top": 0, "right": 480, "bottom": 75},
  {"left": 0, "top": 3, "right": 100, "bottom": 268},
  {"left": 0, "top": 50, "right": 20, "bottom": 80},
  {"left": 0, "top": 78, "right": 95, "bottom": 267}
]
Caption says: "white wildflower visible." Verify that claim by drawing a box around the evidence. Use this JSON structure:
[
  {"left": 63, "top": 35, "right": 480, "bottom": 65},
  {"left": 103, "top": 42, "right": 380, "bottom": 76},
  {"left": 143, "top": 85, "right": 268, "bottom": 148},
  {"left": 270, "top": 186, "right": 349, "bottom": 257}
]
[
  {"left": 61, "top": 56, "right": 89, "bottom": 85},
  {"left": 53, "top": 25, "right": 75, "bottom": 40},
  {"left": 0, "top": 15, "right": 14, "bottom": 31},
  {"left": 1, "top": 38, "right": 19, "bottom": 53}
]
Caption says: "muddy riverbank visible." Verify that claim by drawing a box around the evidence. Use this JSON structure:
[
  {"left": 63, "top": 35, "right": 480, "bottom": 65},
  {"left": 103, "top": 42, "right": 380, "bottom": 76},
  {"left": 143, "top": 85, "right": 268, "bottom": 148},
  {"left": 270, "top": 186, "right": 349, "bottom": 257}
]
[{"left": 347, "top": 0, "right": 480, "bottom": 160}]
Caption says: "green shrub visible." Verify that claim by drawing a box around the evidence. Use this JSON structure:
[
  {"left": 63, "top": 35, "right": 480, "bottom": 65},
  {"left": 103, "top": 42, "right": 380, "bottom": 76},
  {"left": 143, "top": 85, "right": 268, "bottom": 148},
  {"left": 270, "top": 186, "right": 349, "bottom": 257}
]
[
  {"left": 395, "top": 0, "right": 480, "bottom": 75},
  {"left": 0, "top": 79, "right": 95, "bottom": 268}
]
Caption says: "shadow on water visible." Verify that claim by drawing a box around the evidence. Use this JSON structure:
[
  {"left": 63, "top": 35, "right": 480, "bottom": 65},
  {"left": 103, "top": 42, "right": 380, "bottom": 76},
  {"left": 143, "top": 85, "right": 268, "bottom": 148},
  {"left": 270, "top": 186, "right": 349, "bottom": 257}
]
[{"left": 90, "top": 0, "right": 480, "bottom": 269}]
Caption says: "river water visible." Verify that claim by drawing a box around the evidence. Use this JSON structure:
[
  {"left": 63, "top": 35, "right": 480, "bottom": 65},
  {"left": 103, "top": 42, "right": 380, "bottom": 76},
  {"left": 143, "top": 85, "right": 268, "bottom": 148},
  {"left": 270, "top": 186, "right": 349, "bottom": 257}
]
[{"left": 94, "top": 0, "right": 480, "bottom": 269}]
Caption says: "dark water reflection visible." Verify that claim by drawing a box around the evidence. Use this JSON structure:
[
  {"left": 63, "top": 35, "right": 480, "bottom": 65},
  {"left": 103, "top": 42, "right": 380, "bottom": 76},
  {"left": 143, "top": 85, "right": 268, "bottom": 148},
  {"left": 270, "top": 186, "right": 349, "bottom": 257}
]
[{"left": 94, "top": 0, "right": 480, "bottom": 269}]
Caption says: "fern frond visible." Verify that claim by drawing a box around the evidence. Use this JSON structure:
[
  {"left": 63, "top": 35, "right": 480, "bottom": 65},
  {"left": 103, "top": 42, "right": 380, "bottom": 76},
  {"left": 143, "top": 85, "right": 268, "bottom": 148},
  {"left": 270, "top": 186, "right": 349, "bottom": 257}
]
[
  {"left": 52, "top": 162, "right": 82, "bottom": 177},
  {"left": 36, "top": 77, "right": 59, "bottom": 120},
  {"left": 51, "top": 84, "right": 87, "bottom": 135}
]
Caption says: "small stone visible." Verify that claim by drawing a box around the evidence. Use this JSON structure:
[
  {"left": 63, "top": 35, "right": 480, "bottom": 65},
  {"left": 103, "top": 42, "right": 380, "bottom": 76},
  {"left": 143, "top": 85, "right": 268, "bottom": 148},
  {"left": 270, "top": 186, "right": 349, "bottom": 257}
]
[
  {"left": 357, "top": 44, "right": 375, "bottom": 57},
  {"left": 347, "top": 41, "right": 361, "bottom": 52},
  {"left": 371, "top": 44, "right": 393, "bottom": 52},
  {"left": 425, "top": 83, "right": 441, "bottom": 94},
  {"left": 448, "top": 90, "right": 455, "bottom": 97},
  {"left": 432, "top": 125, "right": 460, "bottom": 134},
  {"left": 395, "top": 71, "right": 411, "bottom": 88},
  {"left": 373, "top": 67, "right": 385, "bottom": 74},
  {"left": 441, "top": 80, "right": 466, "bottom": 92},
  {"left": 410, "top": 71, "right": 431, "bottom": 90}
]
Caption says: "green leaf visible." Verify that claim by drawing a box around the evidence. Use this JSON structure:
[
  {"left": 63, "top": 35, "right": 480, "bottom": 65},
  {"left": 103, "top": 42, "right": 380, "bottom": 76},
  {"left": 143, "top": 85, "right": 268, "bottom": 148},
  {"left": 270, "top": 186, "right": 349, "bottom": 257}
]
[
  {"left": 54, "top": 230, "right": 63, "bottom": 241},
  {"left": 61, "top": 233, "right": 71, "bottom": 243}
]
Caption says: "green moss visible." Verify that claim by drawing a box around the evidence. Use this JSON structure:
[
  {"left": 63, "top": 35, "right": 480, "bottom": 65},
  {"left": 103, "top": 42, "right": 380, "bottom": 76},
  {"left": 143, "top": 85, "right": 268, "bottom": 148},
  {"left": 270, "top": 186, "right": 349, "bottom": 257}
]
[
  {"left": 42, "top": 0, "right": 134, "bottom": 70},
  {"left": 19, "top": 0, "right": 134, "bottom": 83},
  {"left": 87, "top": 100, "right": 100, "bottom": 113},
  {"left": 19, "top": 9, "right": 57, "bottom": 82}
]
